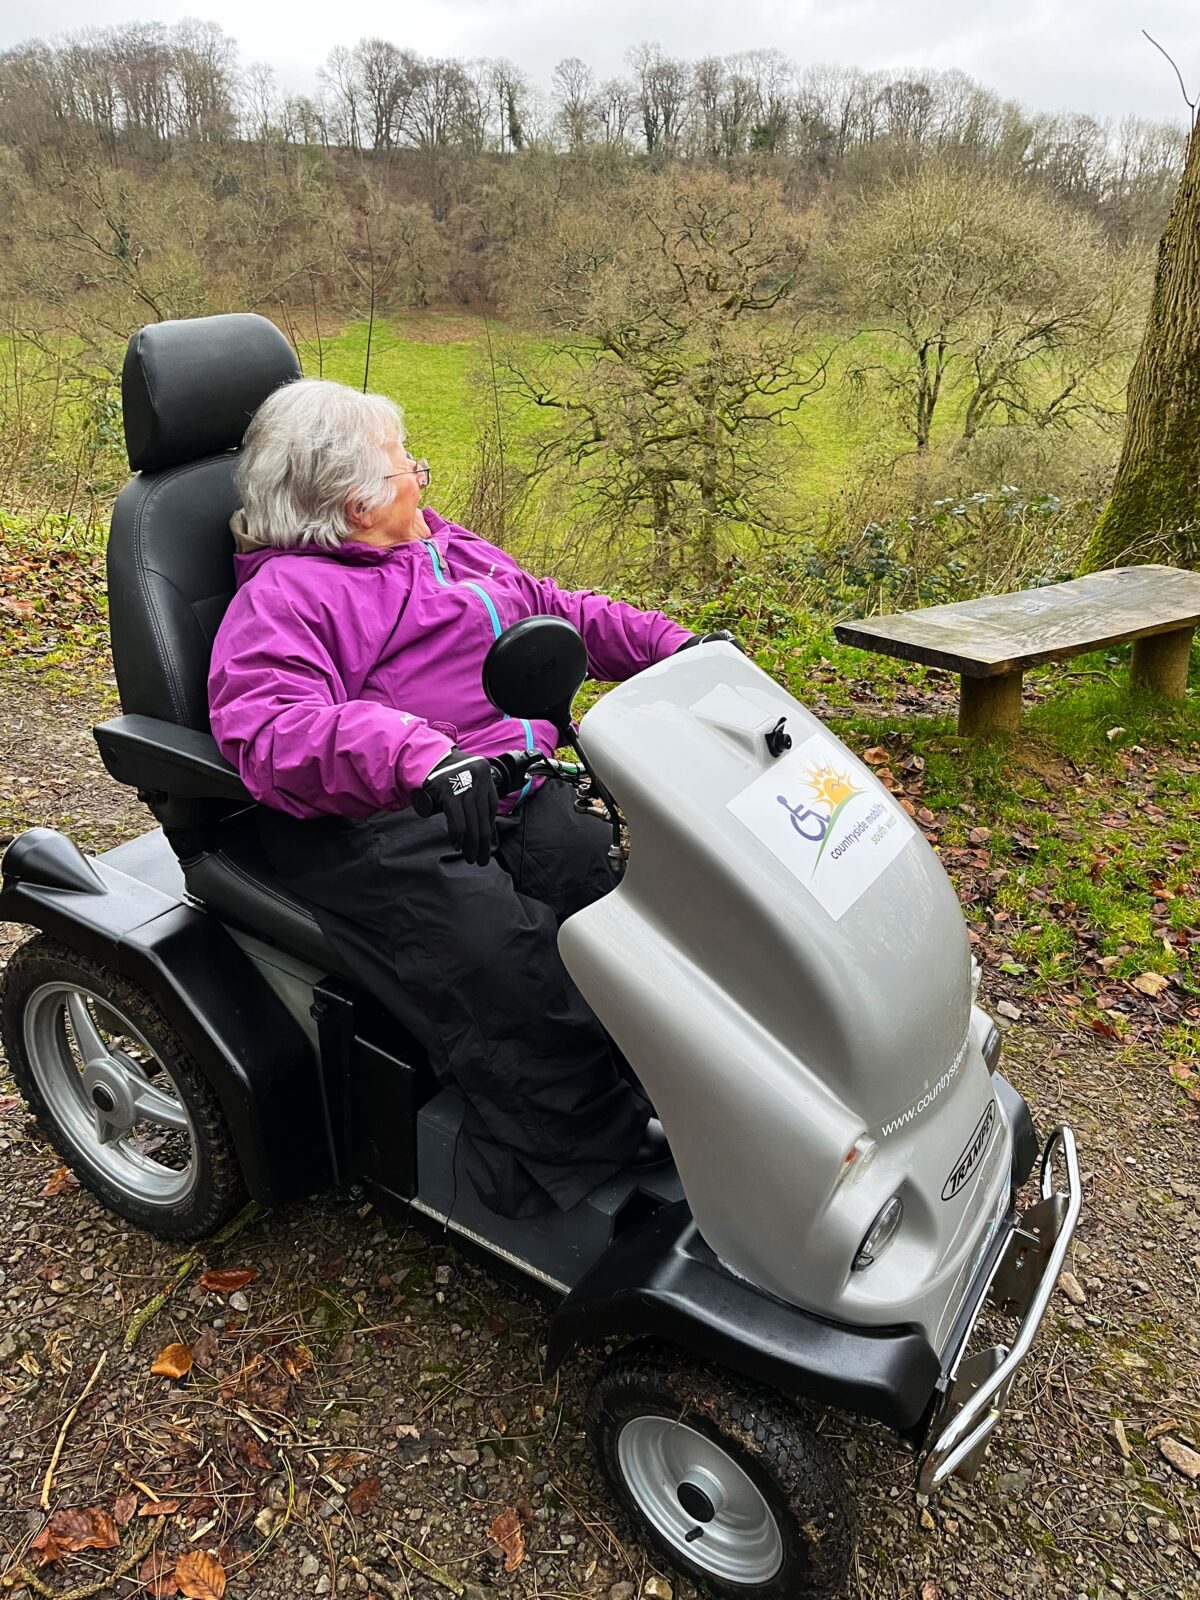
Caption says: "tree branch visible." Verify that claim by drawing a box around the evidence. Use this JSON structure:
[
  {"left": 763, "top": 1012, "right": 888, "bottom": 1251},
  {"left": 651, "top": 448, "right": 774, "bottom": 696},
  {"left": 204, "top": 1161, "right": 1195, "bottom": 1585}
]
[{"left": 1142, "top": 31, "right": 1197, "bottom": 127}]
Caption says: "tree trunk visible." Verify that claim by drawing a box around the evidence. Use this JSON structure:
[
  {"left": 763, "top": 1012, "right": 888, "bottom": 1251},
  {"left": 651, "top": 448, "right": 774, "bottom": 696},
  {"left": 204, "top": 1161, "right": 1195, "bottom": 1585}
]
[
  {"left": 696, "top": 385, "right": 719, "bottom": 579},
  {"left": 650, "top": 480, "right": 672, "bottom": 580},
  {"left": 914, "top": 339, "right": 947, "bottom": 451},
  {"left": 1086, "top": 116, "right": 1200, "bottom": 571}
]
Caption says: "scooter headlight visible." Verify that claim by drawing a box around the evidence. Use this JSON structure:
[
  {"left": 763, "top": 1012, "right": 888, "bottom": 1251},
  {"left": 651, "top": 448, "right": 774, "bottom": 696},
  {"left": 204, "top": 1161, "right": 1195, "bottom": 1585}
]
[
  {"left": 981, "top": 1020, "right": 1002, "bottom": 1075},
  {"left": 852, "top": 1195, "right": 903, "bottom": 1272}
]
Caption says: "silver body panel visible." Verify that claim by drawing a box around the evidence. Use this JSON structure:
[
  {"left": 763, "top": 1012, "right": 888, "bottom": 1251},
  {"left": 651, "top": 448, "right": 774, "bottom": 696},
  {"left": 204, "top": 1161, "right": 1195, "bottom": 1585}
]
[{"left": 561, "top": 646, "right": 1013, "bottom": 1351}]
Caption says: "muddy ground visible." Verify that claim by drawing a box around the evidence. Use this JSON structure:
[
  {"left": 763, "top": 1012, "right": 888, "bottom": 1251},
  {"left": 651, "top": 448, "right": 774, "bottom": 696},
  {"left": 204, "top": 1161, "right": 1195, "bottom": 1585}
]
[{"left": 1, "top": 665, "right": 1198, "bottom": 1600}]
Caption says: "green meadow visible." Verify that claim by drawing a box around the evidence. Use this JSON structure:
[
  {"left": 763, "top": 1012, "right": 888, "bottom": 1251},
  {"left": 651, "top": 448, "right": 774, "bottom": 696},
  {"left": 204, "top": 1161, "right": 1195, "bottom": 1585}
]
[{"left": 302, "top": 316, "right": 1016, "bottom": 511}]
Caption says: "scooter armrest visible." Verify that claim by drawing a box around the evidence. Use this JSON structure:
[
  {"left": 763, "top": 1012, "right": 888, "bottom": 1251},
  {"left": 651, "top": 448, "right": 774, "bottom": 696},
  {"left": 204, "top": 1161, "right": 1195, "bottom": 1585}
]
[{"left": 94, "top": 715, "right": 254, "bottom": 804}]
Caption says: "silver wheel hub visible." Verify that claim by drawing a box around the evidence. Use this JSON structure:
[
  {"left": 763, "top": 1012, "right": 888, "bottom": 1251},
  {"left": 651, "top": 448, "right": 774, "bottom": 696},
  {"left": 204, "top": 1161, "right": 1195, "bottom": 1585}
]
[
  {"left": 23, "top": 982, "right": 198, "bottom": 1206},
  {"left": 617, "top": 1416, "right": 784, "bottom": 1585}
]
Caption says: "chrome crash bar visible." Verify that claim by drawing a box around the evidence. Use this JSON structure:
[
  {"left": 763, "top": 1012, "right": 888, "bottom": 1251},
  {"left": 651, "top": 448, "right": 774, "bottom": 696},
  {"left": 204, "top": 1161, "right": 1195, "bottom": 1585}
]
[{"left": 918, "top": 1124, "right": 1081, "bottom": 1494}]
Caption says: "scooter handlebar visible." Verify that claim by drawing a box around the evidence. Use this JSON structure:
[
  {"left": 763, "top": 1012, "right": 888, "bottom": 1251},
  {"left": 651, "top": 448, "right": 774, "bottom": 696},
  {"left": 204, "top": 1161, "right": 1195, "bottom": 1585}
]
[{"left": 487, "top": 749, "right": 543, "bottom": 797}]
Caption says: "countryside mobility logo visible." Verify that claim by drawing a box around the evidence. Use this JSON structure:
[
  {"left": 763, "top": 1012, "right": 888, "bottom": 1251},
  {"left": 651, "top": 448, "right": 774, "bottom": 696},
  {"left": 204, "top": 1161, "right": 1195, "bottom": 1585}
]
[
  {"left": 775, "top": 760, "right": 868, "bottom": 875},
  {"left": 728, "top": 730, "right": 914, "bottom": 921}
]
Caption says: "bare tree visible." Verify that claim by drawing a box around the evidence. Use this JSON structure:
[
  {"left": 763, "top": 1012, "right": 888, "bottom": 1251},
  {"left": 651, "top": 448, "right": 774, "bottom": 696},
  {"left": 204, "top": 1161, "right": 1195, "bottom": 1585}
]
[
  {"left": 352, "top": 39, "right": 416, "bottom": 151},
  {"left": 552, "top": 57, "right": 594, "bottom": 151},
  {"left": 319, "top": 46, "right": 362, "bottom": 152},
  {"left": 629, "top": 43, "right": 690, "bottom": 158},
  {"left": 488, "top": 58, "right": 528, "bottom": 153},
  {"left": 835, "top": 165, "right": 1136, "bottom": 451},
  {"left": 172, "top": 19, "right": 236, "bottom": 141},
  {"left": 503, "top": 170, "right": 826, "bottom": 577},
  {"left": 594, "top": 77, "right": 636, "bottom": 149}
]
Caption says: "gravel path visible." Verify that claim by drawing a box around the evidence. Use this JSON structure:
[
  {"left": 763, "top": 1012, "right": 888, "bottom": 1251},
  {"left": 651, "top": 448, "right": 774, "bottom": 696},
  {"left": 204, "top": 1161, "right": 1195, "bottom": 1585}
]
[{"left": 1, "top": 667, "right": 1198, "bottom": 1600}]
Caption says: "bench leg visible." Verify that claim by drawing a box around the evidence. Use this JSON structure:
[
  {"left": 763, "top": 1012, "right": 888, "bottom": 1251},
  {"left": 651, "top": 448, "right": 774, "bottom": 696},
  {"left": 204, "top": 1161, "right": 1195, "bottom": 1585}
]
[
  {"left": 1131, "top": 626, "right": 1193, "bottom": 698},
  {"left": 958, "top": 672, "right": 1023, "bottom": 736}
]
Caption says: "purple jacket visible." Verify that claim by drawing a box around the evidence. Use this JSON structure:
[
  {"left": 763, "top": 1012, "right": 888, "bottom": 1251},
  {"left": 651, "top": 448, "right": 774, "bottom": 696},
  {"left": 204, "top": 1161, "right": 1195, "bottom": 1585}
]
[{"left": 208, "top": 507, "right": 692, "bottom": 819}]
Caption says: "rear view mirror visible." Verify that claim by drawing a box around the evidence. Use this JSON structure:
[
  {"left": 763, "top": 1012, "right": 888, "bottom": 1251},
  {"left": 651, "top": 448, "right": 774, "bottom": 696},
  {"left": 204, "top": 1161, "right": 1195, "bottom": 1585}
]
[{"left": 482, "top": 616, "right": 589, "bottom": 738}]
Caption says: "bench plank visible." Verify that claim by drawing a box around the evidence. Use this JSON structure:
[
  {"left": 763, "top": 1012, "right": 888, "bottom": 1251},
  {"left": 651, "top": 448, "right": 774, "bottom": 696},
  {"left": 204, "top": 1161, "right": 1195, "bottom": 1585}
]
[{"left": 834, "top": 565, "right": 1200, "bottom": 678}]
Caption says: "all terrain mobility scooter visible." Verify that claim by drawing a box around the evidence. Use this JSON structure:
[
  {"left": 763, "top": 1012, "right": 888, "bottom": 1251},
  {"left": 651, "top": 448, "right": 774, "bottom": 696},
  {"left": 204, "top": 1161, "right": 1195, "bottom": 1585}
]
[{"left": 0, "top": 314, "right": 1081, "bottom": 1600}]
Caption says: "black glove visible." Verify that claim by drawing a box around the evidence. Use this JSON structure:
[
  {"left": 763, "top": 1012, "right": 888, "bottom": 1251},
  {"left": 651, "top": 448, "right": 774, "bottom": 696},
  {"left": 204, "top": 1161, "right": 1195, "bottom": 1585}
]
[
  {"left": 675, "top": 629, "right": 745, "bottom": 653},
  {"left": 412, "top": 747, "right": 498, "bottom": 866}
]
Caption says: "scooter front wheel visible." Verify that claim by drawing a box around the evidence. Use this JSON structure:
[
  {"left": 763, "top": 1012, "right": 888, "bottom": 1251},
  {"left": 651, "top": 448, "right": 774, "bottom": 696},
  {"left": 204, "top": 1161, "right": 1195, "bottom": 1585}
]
[
  {"left": 1, "top": 936, "right": 246, "bottom": 1240},
  {"left": 588, "top": 1341, "right": 854, "bottom": 1600}
]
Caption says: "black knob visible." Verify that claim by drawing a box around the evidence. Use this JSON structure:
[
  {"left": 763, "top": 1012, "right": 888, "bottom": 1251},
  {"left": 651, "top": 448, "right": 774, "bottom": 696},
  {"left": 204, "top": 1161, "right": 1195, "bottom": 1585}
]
[{"left": 766, "top": 718, "right": 792, "bottom": 758}]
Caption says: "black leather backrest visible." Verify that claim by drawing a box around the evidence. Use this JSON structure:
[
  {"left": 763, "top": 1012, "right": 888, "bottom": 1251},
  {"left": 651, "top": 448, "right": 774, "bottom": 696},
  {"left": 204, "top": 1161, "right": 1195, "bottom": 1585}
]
[
  {"left": 108, "top": 457, "right": 243, "bottom": 730},
  {"left": 108, "top": 314, "right": 301, "bottom": 732}
]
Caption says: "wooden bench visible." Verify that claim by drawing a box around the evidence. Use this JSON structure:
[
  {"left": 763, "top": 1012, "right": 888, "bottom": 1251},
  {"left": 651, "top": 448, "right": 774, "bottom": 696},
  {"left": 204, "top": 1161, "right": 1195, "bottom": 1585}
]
[{"left": 834, "top": 564, "right": 1200, "bottom": 735}]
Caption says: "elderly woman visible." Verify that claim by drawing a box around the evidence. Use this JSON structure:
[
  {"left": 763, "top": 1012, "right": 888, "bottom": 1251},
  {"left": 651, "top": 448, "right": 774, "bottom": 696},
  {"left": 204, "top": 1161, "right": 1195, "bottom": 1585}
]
[{"left": 208, "top": 377, "right": 719, "bottom": 1219}]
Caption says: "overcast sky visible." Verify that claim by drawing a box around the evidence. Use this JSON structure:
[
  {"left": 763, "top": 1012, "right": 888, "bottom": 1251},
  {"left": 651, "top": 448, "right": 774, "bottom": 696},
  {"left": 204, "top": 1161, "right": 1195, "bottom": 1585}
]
[{"left": 1, "top": 0, "right": 1197, "bottom": 125}]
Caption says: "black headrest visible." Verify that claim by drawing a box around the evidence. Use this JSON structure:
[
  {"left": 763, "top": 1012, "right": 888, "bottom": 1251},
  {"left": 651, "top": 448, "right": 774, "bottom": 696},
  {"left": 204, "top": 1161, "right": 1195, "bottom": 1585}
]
[{"left": 122, "top": 313, "right": 302, "bottom": 474}]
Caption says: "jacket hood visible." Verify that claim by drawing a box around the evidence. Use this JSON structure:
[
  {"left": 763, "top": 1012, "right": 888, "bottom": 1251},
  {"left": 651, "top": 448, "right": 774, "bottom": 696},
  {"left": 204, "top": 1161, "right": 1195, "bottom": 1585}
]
[{"left": 229, "top": 507, "right": 448, "bottom": 586}]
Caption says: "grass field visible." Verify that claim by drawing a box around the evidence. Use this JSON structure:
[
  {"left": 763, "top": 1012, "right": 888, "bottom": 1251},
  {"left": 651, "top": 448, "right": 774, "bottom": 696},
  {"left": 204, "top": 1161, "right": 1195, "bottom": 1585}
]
[{"left": 299, "top": 314, "right": 1106, "bottom": 512}]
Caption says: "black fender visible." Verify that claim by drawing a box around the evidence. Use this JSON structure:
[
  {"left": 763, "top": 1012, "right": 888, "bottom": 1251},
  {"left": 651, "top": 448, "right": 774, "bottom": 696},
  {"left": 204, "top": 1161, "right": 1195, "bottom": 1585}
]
[
  {"left": 0, "top": 829, "right": 331, "bottom": 1206},
  {"left": 545, "top": 1199, "right": 941, "bottom": 1438}
]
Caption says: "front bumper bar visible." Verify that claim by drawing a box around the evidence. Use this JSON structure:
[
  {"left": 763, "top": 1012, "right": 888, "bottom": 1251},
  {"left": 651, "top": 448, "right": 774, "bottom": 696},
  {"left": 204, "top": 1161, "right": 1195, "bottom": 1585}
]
[{"left": 918, "top": 1124, "right": 1081, "bottom": 1493}]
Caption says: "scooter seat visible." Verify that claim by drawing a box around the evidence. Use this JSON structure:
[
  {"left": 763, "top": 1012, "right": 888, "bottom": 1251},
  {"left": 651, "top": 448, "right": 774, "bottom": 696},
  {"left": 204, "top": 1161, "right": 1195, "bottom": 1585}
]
[{"left": 182, "top": 811, "right": 353, "bottom": 978}]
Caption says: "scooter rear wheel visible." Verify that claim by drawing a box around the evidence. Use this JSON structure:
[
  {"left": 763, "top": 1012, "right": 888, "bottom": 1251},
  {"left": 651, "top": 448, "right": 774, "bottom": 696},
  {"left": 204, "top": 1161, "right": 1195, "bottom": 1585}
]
[
  {"left": 587, "top": 1341, "right": 853, "bottom": 1600},
  {"left": 1, "top": 936, "right": 246, "bottom": 1240}
]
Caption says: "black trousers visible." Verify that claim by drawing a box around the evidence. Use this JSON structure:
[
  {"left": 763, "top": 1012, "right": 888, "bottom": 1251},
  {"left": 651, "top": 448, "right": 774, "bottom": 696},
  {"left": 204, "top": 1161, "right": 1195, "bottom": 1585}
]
[{"left": 255, "top": 783, "right": 650, "bottom": 1218}]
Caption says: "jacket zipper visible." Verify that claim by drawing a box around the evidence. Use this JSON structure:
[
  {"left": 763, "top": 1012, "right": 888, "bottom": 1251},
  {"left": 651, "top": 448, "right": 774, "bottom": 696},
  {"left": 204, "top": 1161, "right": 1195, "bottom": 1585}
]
[{"left": 424, "top": 540, "right": 535, "bottom": 802}]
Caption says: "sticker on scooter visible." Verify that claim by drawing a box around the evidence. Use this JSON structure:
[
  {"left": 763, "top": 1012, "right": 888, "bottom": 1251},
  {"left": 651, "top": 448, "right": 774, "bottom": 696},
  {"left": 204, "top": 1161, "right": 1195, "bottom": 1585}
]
[
  {"left": 727, "top": 731, "right": 914, "bottom": 920},
  {"left": 942, "top": 1100, "right": 997, "bottom": 1201}
]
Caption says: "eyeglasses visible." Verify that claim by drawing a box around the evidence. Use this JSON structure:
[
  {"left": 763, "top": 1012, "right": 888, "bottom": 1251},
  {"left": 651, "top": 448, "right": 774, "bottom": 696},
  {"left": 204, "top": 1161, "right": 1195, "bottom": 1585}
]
[{"left": 386, "top": 457, "right": 431, "bottom": 490}]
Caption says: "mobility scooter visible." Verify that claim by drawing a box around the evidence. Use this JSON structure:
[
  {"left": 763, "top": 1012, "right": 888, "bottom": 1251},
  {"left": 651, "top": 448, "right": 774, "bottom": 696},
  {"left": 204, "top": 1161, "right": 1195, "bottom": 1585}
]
[{"left": 0, "top": 314, "right": 1080, "bottom": 1599}]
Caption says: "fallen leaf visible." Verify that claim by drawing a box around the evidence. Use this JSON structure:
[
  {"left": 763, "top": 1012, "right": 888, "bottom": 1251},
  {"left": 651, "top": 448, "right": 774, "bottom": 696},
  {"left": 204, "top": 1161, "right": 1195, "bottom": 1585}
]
[
  {"left": 862, "top": 746, "right": 887, "bottom": 766},
  {"left": 140, "top": 1548, "right": 181, "bottom": 1598},
  {"left": 150, "top": 1343, "right": 194, "bottom": 1380},
  {"left": 138, "top": 1500, "right": 181, "bottom": 1517},
  {"left": 487, "top": 1508, "right": 526, "bottom": 1572},
  {"left": 197, "top": 1269, "right": 256, "bottom": 1295},
  {"left": 40, "top": 1165, "right": 79, "bottom": 1197},
  {"left": 45, "top": 1506, "right": 120, "bottom": 1553},
  {"left": 232, "top": 1427, "right": 273, "bottom": 1473},
  {"left": 113, "top": 1492, "right": 137, "bottom": 1525},
  {"left": 283, "top": 1343, "right": 313, "bottom": 1380},
  {"left": 1130, "top": 971, "right": 1169, "bottom": 998},
  {"left": 1146, "top": 1417, "right": 1182, "bottom": 1442},
  {"left": 29, "top": 1528, "right": 64, "bottom": 1567},
  {"left": 1159, "top": 1436, "right": 1200, "bottom": 1480},
  {"left": 192, "top": 1329, "right": 220, "bottom": 1369},
  {"left": 346, "top": 1475, "right": 382, "bottom": 1516},
  {"left": 174, "top": 1549, "right": 227, "bottom": 1598}
]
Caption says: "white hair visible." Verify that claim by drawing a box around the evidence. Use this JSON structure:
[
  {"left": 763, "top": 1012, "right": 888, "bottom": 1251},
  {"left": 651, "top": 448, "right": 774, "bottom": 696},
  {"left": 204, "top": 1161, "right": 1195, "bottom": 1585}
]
[{"left": 236, "top": 378, "right": 405, "bottom": 551}]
